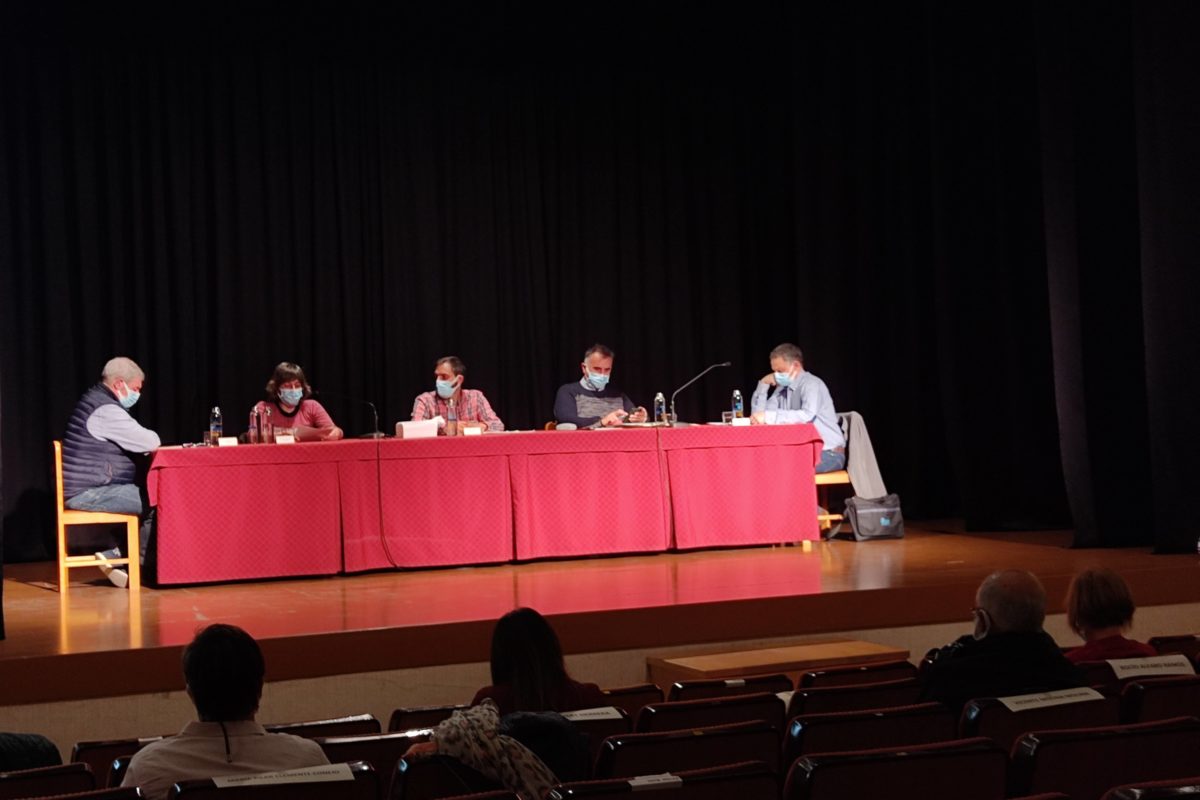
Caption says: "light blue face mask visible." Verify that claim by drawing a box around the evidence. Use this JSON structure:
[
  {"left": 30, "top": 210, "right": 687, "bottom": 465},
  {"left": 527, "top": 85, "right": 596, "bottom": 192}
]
[
  {"left": 435, "top": 378, "right": 458, "bottom": 399},
  {"left": 118, "top": 386, "right": 140, "bottom": 409},
  {"left": 586, "top": 372, "right": 610, "bottom": 390},
  {"left": 774, "top": 371, "right": 795, "bottom": 388},
  {"left": 280, "top": 388, "right": 304, "bottom": 406}
]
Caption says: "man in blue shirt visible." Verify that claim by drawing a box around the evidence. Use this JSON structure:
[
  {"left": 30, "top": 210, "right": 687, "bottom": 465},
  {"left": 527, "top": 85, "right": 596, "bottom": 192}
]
[
  {"left": 750, "top": 343, "right": 846, "bottom": 473},
  {"left": 553, "top": 343, "right": 647, "bottom": 429}
]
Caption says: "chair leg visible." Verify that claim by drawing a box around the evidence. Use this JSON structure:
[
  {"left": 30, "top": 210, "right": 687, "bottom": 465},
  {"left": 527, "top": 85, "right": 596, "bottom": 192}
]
[
  {"left": 125, "top": 518, "right": 141, "bottom": 592},
  {"left": 58, "top": 520, "right": 70, "bottom": 592}
]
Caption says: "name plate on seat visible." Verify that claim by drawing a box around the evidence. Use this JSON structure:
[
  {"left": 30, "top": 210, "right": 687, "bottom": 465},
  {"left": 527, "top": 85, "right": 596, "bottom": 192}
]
[
  {"left": 561, "top": 706, "right": 624, "bottom": 721},
  {"left": 1107, "top": 654, "right": 1195, "bottom": 679},
  {"left": 997, "top": 687, "right": 1105, "bottom": 712},
  {"left": 628, "top": 773, "right": 683, "bottom": 791},
  {"left": 212, "top": 763, "right": 354, "bottom": 787}
]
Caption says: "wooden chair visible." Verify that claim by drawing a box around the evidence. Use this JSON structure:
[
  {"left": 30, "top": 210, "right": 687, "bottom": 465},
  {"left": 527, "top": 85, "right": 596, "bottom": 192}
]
[
  {"left": 388, "top": 705, "right": 467, "bottom": 733},
  {"left": 635, "top": 693, "right": 786, "bottom": 734},
  {"left": 0, "top": 761, "right": 95, "bottom": 798},
  {"left": 960, "top": 690, "right": 1121, "bottom": 751},
  {"left": 594, "top": 720, "right": 779, "bottom": 780},
  {"left": 668, "top": 673, "right": 793, "bottom": 702},
  {"left": 264, "top": 714, "right": 380, "bottom": 739},
  {"left": 786, "top": 677, "right": 923, "bottom": 717},
  {"left": 783, "top": 702, "right": 957, "bottom": 765},
  {"left": 169, "top": 761, "right": 376, "bottom": 799},
  {"left": 544, "top": 422, "right": 558, "bottom": 430},
  {"left": 1119, "top": 675, "right": 1200, "bottom": 724},
  {"left": 71, "top": 738, "right": 164, "bottom": 788},
  {"left": 53, "top": 440, "right": 140, "bottom": 592},
  {"left": 1009, "top": 716, "right": 1200, "bottom": 799},
  {"left": 798, "top": 660, "right": 918, "bottom": 688},
  {"left": 815, "top": 471, "right": 851, "bottom": 533},
  {"left": 548, "top": 760, "right": 777, "bottom": 800},
  {"left": 601, "top": 685, "right": 664, "bottom": 718},
  {"left": 1103, "top": 776, "right": 1200, "bottom": 799},
  {"left": 783, "top": 737, "right": 1008, "bottom": 800}
]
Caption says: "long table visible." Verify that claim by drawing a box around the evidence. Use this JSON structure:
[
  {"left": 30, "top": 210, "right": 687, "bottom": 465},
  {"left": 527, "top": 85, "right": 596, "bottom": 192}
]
[{"left": 147, "top": 425, "right": 823, "bottom": 585}]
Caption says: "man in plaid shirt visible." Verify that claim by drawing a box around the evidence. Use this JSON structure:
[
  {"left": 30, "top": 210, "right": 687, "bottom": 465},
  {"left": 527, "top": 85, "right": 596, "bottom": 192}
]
[{"left": 411, "top": 355, "right": 505, "bottom": 433}]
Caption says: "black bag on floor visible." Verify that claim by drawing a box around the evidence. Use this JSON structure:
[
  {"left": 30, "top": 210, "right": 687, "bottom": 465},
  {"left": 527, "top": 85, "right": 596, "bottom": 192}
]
[{"left": 844, "top": 494, "right": 904, "bottom": 541}]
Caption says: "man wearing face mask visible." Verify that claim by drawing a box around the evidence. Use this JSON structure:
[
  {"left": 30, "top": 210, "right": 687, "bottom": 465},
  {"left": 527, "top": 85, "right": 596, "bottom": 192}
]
[
  {"left": 749, "top": 343, "right": 846, "bottom": 473},
  {"left": 553, "top": 344, "right": 647, "bottom": 429},
  {"left": 919, "top": 569, "right": 1083, "bottom": 713},
  {"left": 62, "top": 357, "right": 162, "bottom": 587},
  {"left": 411, "top": 356, "right": 504, "bottom": 434}
]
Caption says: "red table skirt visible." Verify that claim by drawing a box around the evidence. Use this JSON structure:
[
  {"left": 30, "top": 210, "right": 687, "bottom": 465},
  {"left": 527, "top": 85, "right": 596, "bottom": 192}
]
[{"left": 147, "top": 425, "right": 824, "bottom": 584}]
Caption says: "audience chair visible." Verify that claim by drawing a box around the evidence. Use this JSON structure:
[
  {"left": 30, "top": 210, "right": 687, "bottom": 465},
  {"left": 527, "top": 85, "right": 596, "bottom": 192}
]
[
  {"left": 438, "top": 793, "right": 520, "bottom": 800},
  {"left": 783, "top": 702, "right": 957, "bottom": 765},
  {"left": 601, "top": 685, "right": 664, "bottom": 718},
  {"left": 1103, "top": 776, "right": 1200, "bottom": 799},
  {"left": 0, "top": 761, "right": 95, "bottom": 798},
  {"left": 960, "top": 690, "right": 1121, "bottom": 752},
  {"left": 389, "top": 705, "right": 469, "bottom": 733},
  {"left": 53, "top": 440, "right": 141, "bottom": 592},
  {"left": 635, "top": 692, "right": 786, "bottom": 734},
  {"left": 1009, "top": 716, "right": 1200, "bottom": 800},
  {"left": 798, "top": 660, "right": 918, "bottom": 688},
  {"left": 1119, "top": 675, "right": 1200, "bottom": 724},
  {"left": 594, "top": 720, "right": 779, "bottom": 780},
  {"left": 783, "top": 737, "right": 1008, "bottom": 800},
  {"left": 0, "top": 732, "right": 61, "bottom": 771},
  {"left": 667, "top": 673, "right": 793, "bottom": 702},
  {"left": 71, "top": 738, "right": 163, "bottom": 788},
  {"left": 169, "top": 761, "right": 376, "bottom": 799},
  {"left": 559, "top": 707, "right": 632, "bottom": 762},
  {"left": 26, "top": 789, "right": 143, "bottom": 799},
  {"left": 315, "top": 730, "right": 430, "bottom": 788},
  {"left": 786, "top": 677, "right": 923, "bottom": 717},
  {"left": 389, "top": 755, "right": 503, "bottom": 800},
  {"left": 110, "top": 756, "right": 133, "bottom": 789},
  {"left": 1009, "top": 795, "right": 1072, "bottom": 800},
  {"left": 264, "top": 714, "right": 380, "bottom": 738},
  {"left": 1147, "top": 635, "right": 1200, "bottom": 661},
  {"left": 548, "top": 760, "right": 777, "bottom": 800}
]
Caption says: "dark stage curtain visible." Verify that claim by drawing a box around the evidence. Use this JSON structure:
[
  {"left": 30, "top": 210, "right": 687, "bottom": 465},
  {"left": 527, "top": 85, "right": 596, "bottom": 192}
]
[{"left": 1, "top": 2, "right": 1193, "bottom": 561}]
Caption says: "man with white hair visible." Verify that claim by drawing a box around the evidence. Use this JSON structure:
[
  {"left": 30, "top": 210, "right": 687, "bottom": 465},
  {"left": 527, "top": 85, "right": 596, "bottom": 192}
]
[
  {"left": 919, "top": 569, "right": 1083, "bottom": 712},
  {"left": 62, "top": 356, "right": 161, "bottom": 587}
]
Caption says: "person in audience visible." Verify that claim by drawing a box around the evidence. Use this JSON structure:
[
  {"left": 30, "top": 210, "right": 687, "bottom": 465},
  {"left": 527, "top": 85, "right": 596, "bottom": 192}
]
[
  {"left": 472, "top": 607, "right": 607, "bottom": 715},
  {"left": 920, "top": 569, "right": 1083, "bottom": 712},
  {"left": 553, "top": 343, "right": 647, "bottom": 428},
  {"left": 122, "top": 624, "right": 328, "bottom": 800},
  {"left": 749, "top": 342, "right": 846, "bottom": 473},
  {"left": 1063, "top": 568, "right": 1157, "bottom": 663},
  {"left": 63, "top": 356, "right": 161, "bottom": 588},
  {"left": 411, "top": 356, "right": 504, "bottom": 433},
  {"left": 251, "top": 362, "right": 343, "bottom": 441}
]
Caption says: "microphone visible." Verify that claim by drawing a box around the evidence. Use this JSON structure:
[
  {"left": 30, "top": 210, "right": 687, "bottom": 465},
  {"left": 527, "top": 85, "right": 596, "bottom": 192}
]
[
  {"left": 314, "top": 390, "right": 383, "bottom": 438},
  {"left": 669, "top": 362, "right": 732, "bottom": 426}
]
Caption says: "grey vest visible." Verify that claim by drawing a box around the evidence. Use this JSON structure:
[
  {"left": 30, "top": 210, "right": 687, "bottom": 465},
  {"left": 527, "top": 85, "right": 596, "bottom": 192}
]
[{"left": 62, "top": 384, "right": 137, "bottom": 498}]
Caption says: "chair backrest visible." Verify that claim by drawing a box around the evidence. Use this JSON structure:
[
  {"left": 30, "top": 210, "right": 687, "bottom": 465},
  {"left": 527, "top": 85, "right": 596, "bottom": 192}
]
[
  {"left": 786, "top": 678, "right": 923, "bottom": 717},
  {"left": 799, "top": 660, "right": 918, "bottom": 688},
  {"left": 110, "top": 756, "right": 133, "bottom": 789},
  {"left": 438, "top": 793, "right": 521, "bottom": 800},
  {"left": 388, "top": 705, "right": 468, "bottom": 733},
  {"left": 635, "top": 692, "right": 785, "bottom": 734},
  {"left": 594, "top": 720, "right": 779, "bottom": 780},
  {"left": 601, "top": 685, "right": 664, "bottom": 719},
  {"left": 1076, "top": 660, "right": 1123, "bottom": 691},
  {"left": 783, "top": 702, "right": 957, "bottom": 765},
  {"left": 0, "top": 762, "right": 95, "bottom": 799},
  {"left": 783, "top": 737, "right": 1008, "bottom": 800},
  {"left": 559, "top": 707, "right": 632, "bottom": 762},
  {"left": 170, "top": 761, "right": 376, "bottom": 800},
  {"left": 72, "top": 738, "right": 163, "bottom": 789},
  {"left": 1147, "top": 635, "right": 1200, "bottom": 661},
  {"left": 1119, "top": 675, "right": 1200, "bottom": 724},
  {"left": 1102, "top": 776, "right": 1200, "bottom": 799},
  {"left": 315, "top": 730, "right": 430, "bottom": 785},
  {"left": 668, "top": 673, "right": 793, "bottom": 702},
  {"left": 960, "top": 690, "right": 1121, "bottom": 751},
  {"left": 264, "top": 714, "right": 380, "bottom": 739},
  {"left": 390, "top": 754, "right": 503, "bottom": 800},
  {"left": 25, "top": 789, "right": 143, "bottom": 799},
  {"left": 1010, "top": 716, "right": 1200, "bottom": 800},
  {"left": 548, "top": 760, "right": 777, "bottom": 800}
]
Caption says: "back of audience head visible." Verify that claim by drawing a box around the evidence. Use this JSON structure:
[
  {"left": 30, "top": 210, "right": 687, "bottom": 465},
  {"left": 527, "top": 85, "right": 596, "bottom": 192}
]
[
  {"left": 490, "top": 608, "right": 570, "bottom": 712},
  {"left": 1065, "top": 568, "right": 1137, "bottom": 640},
  {"left": 183, "top": 624, "right": 265, "bottom": 722},
  {"left": 973, "top": 569, "right": 1046, "bottom": 639}
]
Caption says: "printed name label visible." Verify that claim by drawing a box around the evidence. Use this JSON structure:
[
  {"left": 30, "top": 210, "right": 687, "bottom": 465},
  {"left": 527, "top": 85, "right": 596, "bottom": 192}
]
[
  {"left": 1108, "top": 654, "right": 1195, "bottom": 679},
  {"left": 212, "top": 763, "right": 354, "bottom": 787},
  {"left": 996, "top": 687, "right": 1105, "bottom": 712},
  {"left": 561, "top": 706, "right": 624, "bottom": 721}
]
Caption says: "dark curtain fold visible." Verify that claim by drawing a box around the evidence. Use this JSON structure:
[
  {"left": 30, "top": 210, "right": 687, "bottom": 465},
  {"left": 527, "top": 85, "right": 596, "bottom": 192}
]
[{"left": 3, "top": 1, "right": 1191, "bottom": 562}]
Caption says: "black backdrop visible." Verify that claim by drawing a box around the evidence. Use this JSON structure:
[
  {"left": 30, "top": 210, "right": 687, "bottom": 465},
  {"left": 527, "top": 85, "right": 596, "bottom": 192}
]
[{"left": 2, "top": 1, "right": 1198, "bottom": 593}]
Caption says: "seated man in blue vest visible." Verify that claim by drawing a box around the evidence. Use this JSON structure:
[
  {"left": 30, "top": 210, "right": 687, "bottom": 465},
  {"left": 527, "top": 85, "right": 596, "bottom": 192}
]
[
  {"left": 63, "top": 356, "right": 161, "bottom": 587},
  {"left": 749, "top": 342, "right": 846, "bottom": 473}
]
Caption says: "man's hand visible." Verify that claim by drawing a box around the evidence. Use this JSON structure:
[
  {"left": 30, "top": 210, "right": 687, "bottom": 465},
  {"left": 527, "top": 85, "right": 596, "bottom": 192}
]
[
  {"left": 627, "top": 406, "right": 648, "bottom": 423},
  {"left": 462, "top": 421, "right": 488, "bottom": 432},
  {"left": 750, "top": 411, "right": 768, "bottom": 425},
  {"left": 760, "top": 373, "right": 777, "bottom": 386},
  {"left": 600, "top": 409, "right": 628, "bottom": 427}
]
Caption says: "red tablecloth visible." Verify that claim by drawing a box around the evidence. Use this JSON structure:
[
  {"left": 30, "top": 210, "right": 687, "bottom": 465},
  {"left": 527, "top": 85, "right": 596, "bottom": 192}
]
[{"left": 659, "top": 424, "right": 823, "bottom": 548}]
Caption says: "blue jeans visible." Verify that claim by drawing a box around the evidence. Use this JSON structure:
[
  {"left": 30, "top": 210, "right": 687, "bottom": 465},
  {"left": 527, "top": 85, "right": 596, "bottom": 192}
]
[
  {"left": 65, "top": 483, "right": 151, "bottom": 563},
  {"left": 816, "top": 449, "right": 846, "bottom": 474}
]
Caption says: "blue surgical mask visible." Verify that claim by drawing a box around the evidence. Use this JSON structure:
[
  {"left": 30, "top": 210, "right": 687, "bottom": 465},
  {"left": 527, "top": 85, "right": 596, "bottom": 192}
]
[
  {"left": 436, "top": 378, "right": 458, "bottom": 399},
  {"left": 280, "top": 388, "right": 304, "bottom": 406},
  {"left": 118, "top": 386, "right": 140, "bottom": 409},
  {"left": 774, "top": 371, "right": 795, "bottom": 388},
  {"left": 586, "top": 372, "right": 610, "bottom": 390}
]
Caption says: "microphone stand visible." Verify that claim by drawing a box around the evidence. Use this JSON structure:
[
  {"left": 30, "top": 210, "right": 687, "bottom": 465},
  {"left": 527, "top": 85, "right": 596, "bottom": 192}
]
[
  {"left": 316, "top": 390, "right": 382, "bottom": 438},
  {"left": 669, "top": 362, "right": 732, "bottom": 426}
]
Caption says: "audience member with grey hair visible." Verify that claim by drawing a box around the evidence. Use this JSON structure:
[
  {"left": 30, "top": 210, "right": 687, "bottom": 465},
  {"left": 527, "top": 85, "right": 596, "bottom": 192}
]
[
  {"left": 920, "top": 569, "right": 1083, "bottom": 712},
  {"left": 62, "top": 356, "right": 161, "bottom": 587}
]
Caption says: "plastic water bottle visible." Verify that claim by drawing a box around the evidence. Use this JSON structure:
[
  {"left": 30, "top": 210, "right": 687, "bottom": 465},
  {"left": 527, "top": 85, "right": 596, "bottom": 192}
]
[
  {"left": 654, "top": 392, "right": 666, "bottom": 423},
  {"left": 209, "top": 406, "right": 223, "bottom": 446},
  {"left": 247, "top": 408, "right": 259, "bottom": 444},
  {"left": 732, "top": 390, "right": 744, "bottom": 418},
  {"left": 446, "top": 398, "right": 458, "bottom": 436}
]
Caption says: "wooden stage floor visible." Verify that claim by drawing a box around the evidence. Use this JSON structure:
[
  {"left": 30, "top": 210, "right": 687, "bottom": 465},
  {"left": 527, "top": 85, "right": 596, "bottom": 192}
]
[{"left": 3, "top": 523, "right": 1198, "bottom": 706}]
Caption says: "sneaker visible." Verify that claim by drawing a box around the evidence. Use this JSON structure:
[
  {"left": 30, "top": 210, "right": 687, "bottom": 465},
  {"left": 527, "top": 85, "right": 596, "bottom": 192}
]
[{"left": 95, "top": 549, "right": 129, "bottom": 589}]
